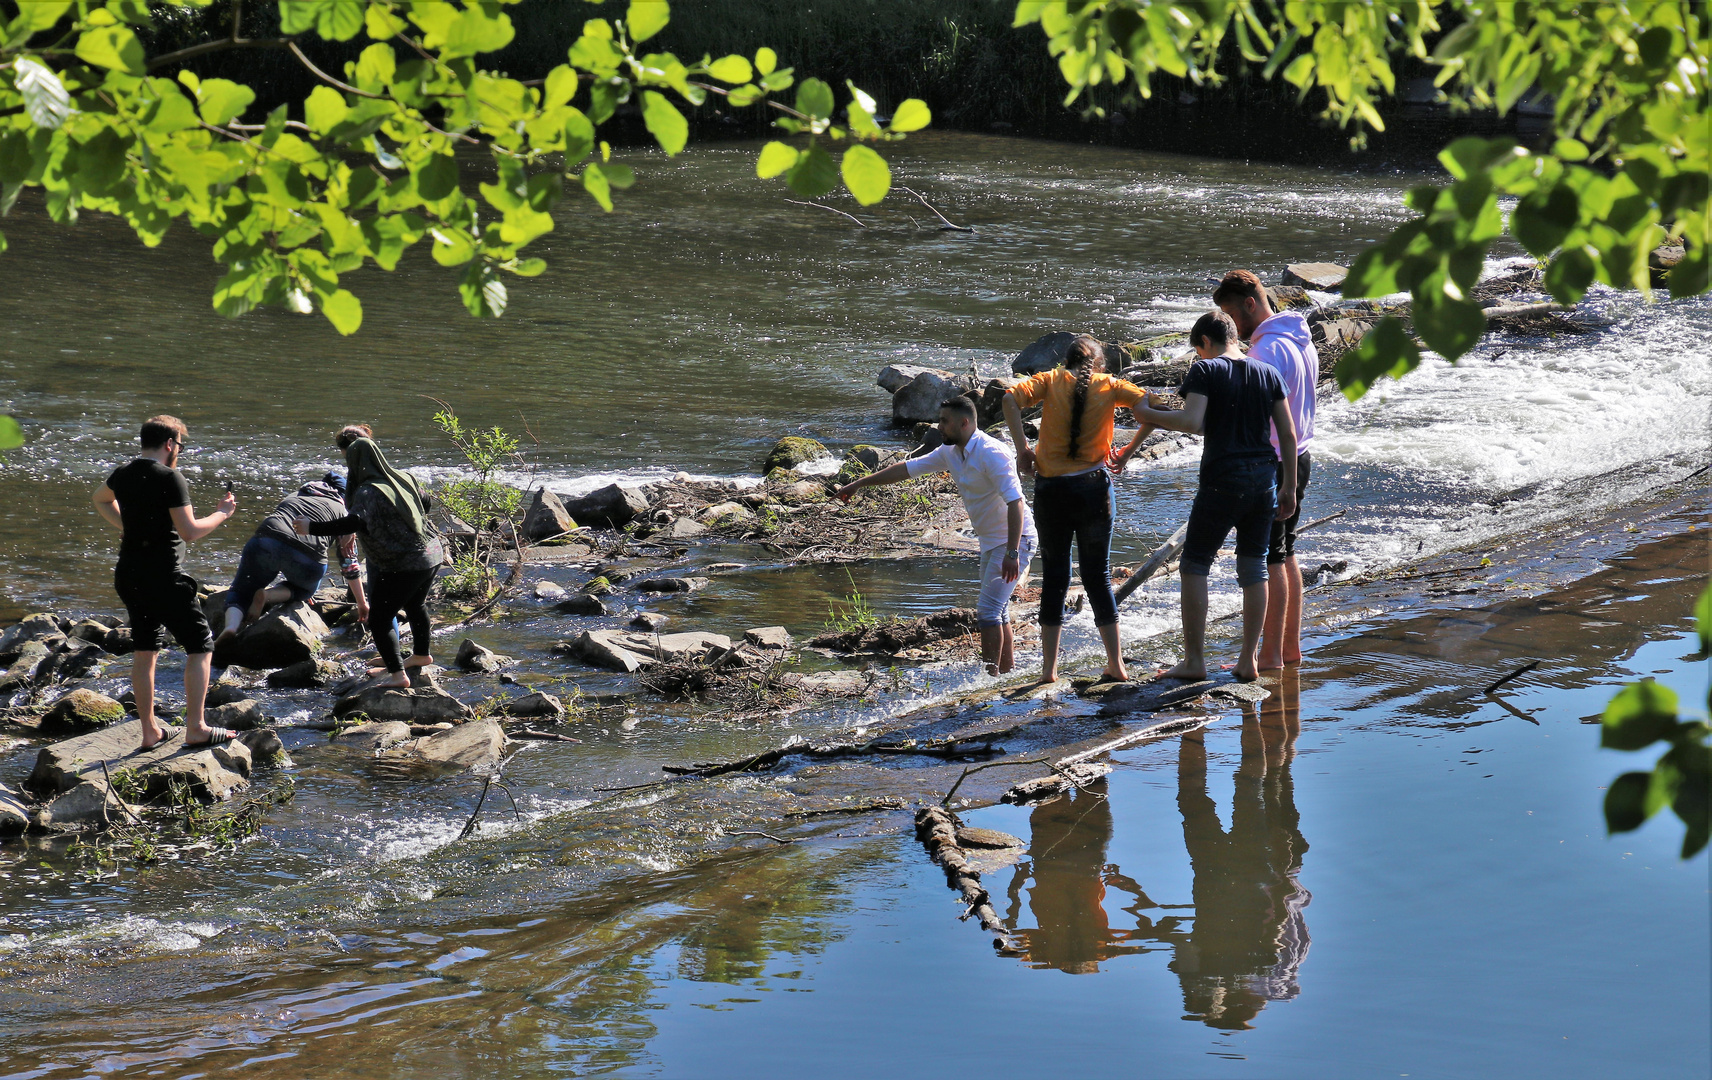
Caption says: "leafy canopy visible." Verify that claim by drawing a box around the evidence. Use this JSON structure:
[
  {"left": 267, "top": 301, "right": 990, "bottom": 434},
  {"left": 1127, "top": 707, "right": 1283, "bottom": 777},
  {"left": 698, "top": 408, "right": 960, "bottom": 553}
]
[
  {"left": 0, "top": 0, "right": 932, "bottom": 335},
  {"left": 1016, "top": 0, "right": 1710, "bottom": 398}
]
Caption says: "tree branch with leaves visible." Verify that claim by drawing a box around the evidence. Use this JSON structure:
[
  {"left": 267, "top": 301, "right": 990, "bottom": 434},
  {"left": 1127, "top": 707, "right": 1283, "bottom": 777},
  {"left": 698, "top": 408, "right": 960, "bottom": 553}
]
[{"left": 0, "top": 0, "right": 932, "bottom": 337}]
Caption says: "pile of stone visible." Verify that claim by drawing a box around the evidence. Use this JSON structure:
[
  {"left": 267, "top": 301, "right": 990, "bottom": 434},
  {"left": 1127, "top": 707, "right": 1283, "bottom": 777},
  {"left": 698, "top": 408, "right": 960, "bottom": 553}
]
[{"left": 0, "top": 613, "right": 132, "bottom": 700}]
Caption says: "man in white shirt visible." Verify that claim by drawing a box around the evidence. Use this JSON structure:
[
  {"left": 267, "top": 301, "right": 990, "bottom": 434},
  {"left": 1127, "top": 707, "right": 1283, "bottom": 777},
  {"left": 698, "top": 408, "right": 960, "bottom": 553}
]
[
  {"left": 834, "top": 396, "right": 1037, "bottom": 676},
  {"left": 1214, "top": 269, "right": 1320, "bottom": 670}
]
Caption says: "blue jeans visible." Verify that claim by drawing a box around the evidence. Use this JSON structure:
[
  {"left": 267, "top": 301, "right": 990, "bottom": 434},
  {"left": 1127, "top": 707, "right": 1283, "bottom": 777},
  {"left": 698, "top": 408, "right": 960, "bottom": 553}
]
[
  {"left": 1034, "top": 469, "right": 1119, "bottom": 628},
  {"left": 226, "top": 534, "right": 326, "bottom": 614},
  {"left": 1182, "top": 458, "right": 1278, "bottom": 587}
]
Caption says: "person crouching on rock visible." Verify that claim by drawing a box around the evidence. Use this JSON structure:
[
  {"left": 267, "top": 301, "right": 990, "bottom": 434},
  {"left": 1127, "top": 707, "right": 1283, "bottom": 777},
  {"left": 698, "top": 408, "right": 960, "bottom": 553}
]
[
  {"left": 216, "top": 471, "right": 368, "bottom": 650},
  {"left": 93, "top": 414, "right": 239, "bottom": 749},
  {"left": 833, "top": 395, "right": 1037, "bottom": 677},
  {"left": 295, "top": 435, "right": 444, "bottom": 690},
  {"left": 1130, "top": 311, "right": 1297, "bottom": 683},
  {"left": 1002, "top": 335, "right": 1153, "bottom": 685}
]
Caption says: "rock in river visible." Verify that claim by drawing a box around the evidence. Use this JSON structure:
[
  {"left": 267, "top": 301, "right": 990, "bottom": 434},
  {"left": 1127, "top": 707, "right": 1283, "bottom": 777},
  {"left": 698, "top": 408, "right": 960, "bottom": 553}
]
[
  {"left": 37, "top": 689, "right": 126, "bottom": 738},
  {"left": 212, "top": 600, "right": 329, "bottom": 671},
  {"left": 331, "top": 720, "right": 414, "bottom": 751},
  {"left": 569, "top": 629, "right": 733, "bottom": 672},
  {"left": 27, "top": 719, "right": 285, "bottom": 804},
  {"left": 1281, "top": 262, "right": 1348, "bottom": 291},
  {"left": 565, "top": 483, "right": 650, "bottom": 529},
  {"left": 0, "top": 613, "right": 66, "bottom": 656},
  {"left": 1012, "top": 332, "right": 1126, "bottom": 376},
  {"left": 521, "top": 487, "right": 577, "bottom": 541},
  {"left": 556, "top": 592, "right": 612, "bottom": 617},
  {"left": 892, "top": 371, "right": 971, "bottom": 425},
  {"left": 763, "top": 436, "right": 828, "bottom": 473},
  {"left": 379, "top": 718, "right": 508, "bottom": 772},
  {"left": 877, "top": 364, "right": 955, "bottom": 394},
  {"left": 456, "top": 638, "right": 509, "bottom": 674},
  {"left": 333, "top": 679, "right": 475, "bottom": 725},
  {"left": 498, "top": 691, "right": 565, "bottom": 720},
  {"left": 635, "top": 577, "right": 708, "bottom": 594},
  {"left": 267, "top": 658, "right": 346, "bottom": 689}
]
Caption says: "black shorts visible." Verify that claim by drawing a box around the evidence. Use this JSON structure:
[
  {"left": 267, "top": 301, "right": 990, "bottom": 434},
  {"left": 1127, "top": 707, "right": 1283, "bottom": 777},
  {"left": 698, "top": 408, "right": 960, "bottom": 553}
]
[
  {"left": 114, "top": 561, "right": 214, "bottom": 654},
  {"left": 1267, "top": 450, "right": 1312, "bottom": 566}
]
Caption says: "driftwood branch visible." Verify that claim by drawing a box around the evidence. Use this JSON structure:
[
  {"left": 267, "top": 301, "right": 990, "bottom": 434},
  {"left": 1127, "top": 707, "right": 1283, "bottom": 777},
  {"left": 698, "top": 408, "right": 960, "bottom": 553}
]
[
  {"left": 899, "top": 186, "right": 972, "bottom": 231},
  {"left": 728, "top": 830, "right": 794, "bottom": 844},
  {"left": 1297, "top": 509, "right": 1346, "bottom": 534},
  {"left": 940, "top": 756, "right": 1052, "bottom": 806},
  {"left": 915, "top": 806, "right": 1009, "bottom": 948},
  {"left": 1483, "top": 660, "right": 1540, "bottom": 695},
  {"left": 1001, "top": 714, "right": 1216, "bottom": 805},
  {"left": 458, "top": 774, "right": 494, "bottom": 839},
  {"left": 785, "top": 199, "right": 867, "bottom": 227},
  {"left": 1115, "top": 522, "right": 1188, "bottom": 605}
]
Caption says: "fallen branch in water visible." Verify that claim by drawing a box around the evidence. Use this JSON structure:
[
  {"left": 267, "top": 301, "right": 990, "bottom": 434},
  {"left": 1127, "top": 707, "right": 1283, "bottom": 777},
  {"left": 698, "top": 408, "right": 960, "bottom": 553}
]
[
  {"left": 1297, "top": 509, "right": 1346, "bottom": 534},
  {"left": 1484, "top": 660, "right": 1541, "bottom": 695},
  {"left": 940, "top": 756, "right": 1053, "bottom": 806},
  {"left": 1115, "top": 522, "right": 1188, "bottom": 606},
  {"left": 1001, "top": 714, "right": 1216, "bottom": 805},
  {"left": 664, "top": 733, "right": 1005, "bottom": 778},
  {"left": 915, "top": 806, "right": 1009, "bottom": 948},
  {"left": 785, "top": 199, "right": 867, "bottom": 227},
  {"left": 728, "top": 829, "right": 794, "bottom": 844},
  {"left": 1323, "top": 563, "right": 1488, "bottom": 588},
  {"left": 783, "top": 798, "right": 906, "bottom": 817},
  {"left": 512, "top": 729, "right": 582, "bottom": 742},
  {"left": 900, "top": 186, "right": 972, "bottom": 231}
]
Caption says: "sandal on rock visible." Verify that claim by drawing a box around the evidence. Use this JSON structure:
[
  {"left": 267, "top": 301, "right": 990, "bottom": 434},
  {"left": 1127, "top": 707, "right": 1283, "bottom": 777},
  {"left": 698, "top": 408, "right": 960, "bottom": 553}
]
[
  {"left": 185, "top": 726, "right": 239, "bottom": 747},
  {"left": 139, "top": 723, "right": 182, "bottom": 751}
]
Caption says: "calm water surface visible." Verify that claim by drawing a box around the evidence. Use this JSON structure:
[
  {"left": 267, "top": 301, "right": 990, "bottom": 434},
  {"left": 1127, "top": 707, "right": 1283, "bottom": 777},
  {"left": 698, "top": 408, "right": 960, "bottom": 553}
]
[{"left": 0, "top": 132, "right": 1708, "bottom": 1077}]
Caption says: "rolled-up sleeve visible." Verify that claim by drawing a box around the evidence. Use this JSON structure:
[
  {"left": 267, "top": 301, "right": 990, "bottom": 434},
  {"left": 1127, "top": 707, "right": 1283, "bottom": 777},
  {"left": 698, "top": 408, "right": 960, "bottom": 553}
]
[
  {"left": 1008, "top": 372, "right": 1049, "bottom": 408},
  {"left": 904, "top": 444, "right": 952, "bottom": 478},
  {"left": 986, "top": 443, "right": 1026, "bottom": 504}
]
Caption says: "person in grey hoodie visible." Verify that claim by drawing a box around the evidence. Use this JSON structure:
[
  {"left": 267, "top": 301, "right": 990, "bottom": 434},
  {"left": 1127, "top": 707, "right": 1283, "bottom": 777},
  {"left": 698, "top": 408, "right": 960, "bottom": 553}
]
[{"left": 1214, "top": 270, "right": 1319, "bottom": 670}]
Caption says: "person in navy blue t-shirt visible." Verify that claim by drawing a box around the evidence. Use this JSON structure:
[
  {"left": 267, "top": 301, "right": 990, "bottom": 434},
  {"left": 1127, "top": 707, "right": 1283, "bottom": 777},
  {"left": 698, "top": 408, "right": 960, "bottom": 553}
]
[{"left": 1132, "top": 311, "right": 1297, "bottom": 682}]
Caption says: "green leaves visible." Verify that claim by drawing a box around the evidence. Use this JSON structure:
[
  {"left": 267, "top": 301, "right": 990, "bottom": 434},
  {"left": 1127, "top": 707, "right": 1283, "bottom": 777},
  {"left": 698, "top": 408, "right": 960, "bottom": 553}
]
[
  {"left": 0, "top": 415, "right": 23, "bottom": 451},
  {"left": 889, "top": 99, "right": 932, "bottom": 133},
  {"left": 840, "top": 144, "right": 890, "bottom": 205},
  {"left": 707, "top": 55, "right": 752, "bottom": 84},
  {"left": 641, "top": 91, "right": 687, "bottom": 156},
  {"left": 1511, "top": 183, "right": 1579, "bottom": 254},
  {"left": 1599, "top": 663, "right": 1710, "bottom": 858},
  {"left": 303, "top": 86, "right": 349, "bottom": 136},
  {"left": 443, "top": 5, "right": 514, "bottom": 58},
  {"left": 416, "top": 153, "right": 459, "bottom": 202},
  {"left": 196, "top": 79, "right": 256, "bottom": 127},
  {"left": 320, "top": 289, "right": 363, "bottom": 335},
  {"left": 795, "top": 78, "right": 835, "bottom": 122},
  {"left": 1602, "top": 681, "right": 1680, "bottom": 751},
  {"left": 627, "top": 0, "right": 670, "bottom": 43},
  {"left": 756, "top": 141, "right": 798, "bottom": 179},
  {"left": 785, "top": 143, "right": 837, "bottom": 198},
  {"left": 1335, "top": 316, "right": 1421, "bottom": 400},
  {"left": 75, "top": 25, "right": 145, "bottom": 75},
  {"left": 1412, "top": 287, "right": 1486, "bottom": 361}
]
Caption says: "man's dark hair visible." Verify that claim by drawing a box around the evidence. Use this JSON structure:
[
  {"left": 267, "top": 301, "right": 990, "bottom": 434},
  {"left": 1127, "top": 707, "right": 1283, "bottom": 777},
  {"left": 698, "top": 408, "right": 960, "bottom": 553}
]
[
  {"left": 336, "top": 423, "right": 373, "bottom": 450},
  {"left": 1211, "top": 269, "right": 1266, "bottom": 307},
  {"left": 1190, "top": 310, "right": 1240, "bottom": 352},
  {"left": 939, "top": 396, "right": 978, "bottom": 424},
  {"left": 140, "top": 414, "right": 187, "bottom": 449}
]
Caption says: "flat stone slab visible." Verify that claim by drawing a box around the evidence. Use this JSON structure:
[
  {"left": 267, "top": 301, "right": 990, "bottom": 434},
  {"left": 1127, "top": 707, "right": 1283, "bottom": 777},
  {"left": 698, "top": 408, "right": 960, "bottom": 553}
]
[
  {"left": 26, "top": 719, "right": 283, "bottom": 798},
  {"left": 1083, "top": 674, "right": 1270, "bottom": 717},
  {"left": 377, "top": 718, "right": 508, "bottom": 773},
  {"left": 330, "top": 720, "right": 414, "bottom": 751},
  {"left": 1282, "top": 261, "right": 1348, "bottom": 290}
]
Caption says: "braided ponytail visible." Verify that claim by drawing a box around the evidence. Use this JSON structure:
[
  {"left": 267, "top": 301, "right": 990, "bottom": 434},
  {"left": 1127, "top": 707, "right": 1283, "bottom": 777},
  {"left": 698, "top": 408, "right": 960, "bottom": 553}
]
[{"left": 1063, "top": 335, "right": 1102, "bottom": 461}]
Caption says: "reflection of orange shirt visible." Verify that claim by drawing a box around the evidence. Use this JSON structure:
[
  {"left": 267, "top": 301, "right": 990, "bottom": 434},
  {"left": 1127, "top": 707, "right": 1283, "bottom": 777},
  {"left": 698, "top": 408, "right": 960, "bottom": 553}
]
[{"left": 1010, "top": 370, "right": 1148, "bottom": 477}]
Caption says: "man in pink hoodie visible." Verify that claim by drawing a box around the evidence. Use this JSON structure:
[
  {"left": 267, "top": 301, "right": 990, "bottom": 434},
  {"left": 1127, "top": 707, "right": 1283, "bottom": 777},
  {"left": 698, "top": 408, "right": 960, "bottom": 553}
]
[{"left": 1214, "top": 270, "right": 1319, "bottom": 669}]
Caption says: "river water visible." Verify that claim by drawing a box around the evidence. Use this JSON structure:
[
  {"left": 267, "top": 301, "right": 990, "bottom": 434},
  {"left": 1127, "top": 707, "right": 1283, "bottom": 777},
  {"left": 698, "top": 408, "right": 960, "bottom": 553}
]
[{"left": 0, "top": 132, "right": 1708, "bottom": 1076}]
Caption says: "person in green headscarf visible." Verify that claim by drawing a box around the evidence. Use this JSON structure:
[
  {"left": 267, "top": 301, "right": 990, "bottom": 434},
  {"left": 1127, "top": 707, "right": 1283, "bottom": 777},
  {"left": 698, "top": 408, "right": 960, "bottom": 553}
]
[{"left": 295, "top": 427, "right": 445, "bottom": 688}]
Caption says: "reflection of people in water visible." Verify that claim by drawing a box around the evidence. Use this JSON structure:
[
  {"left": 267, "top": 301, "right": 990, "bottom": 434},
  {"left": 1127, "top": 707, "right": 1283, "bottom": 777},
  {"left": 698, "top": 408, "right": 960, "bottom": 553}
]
[
  {"left": 1172, "top": 668, "right": 1311, "bottom": 1029},
  {"left": 1002, "top": 670, "right": 1311, "bottom": 1020},
  {"left": 1002, "top": 781, "right": 1159, "bottom": 973}
]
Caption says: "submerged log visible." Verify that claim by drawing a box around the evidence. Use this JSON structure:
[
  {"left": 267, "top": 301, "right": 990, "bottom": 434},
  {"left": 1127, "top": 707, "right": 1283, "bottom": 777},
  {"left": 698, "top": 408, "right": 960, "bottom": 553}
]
[{"left": 915, "top": 805, "right": 1010, "bottom": 948}]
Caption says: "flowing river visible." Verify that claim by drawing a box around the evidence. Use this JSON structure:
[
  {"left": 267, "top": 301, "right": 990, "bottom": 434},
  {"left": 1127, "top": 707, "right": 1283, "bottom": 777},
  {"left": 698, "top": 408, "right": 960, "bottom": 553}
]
[{"left": 0, "top": 132, "right": 1708, "bottom": 1077}]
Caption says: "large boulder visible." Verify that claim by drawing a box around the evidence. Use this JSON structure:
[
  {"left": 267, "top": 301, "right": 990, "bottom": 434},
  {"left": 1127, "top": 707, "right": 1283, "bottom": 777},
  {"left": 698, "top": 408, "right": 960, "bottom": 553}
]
[
  {"left": 67, "top": 618, "right": 114, "bottom": 647},
  {"left": 455, "top": 638, "right": 509, "bottom": 673},
  {"left": 380, "top": 718, "right": 508, "bottom": 772},
  {"left": 659, "top": 516, "right": 707, "bottom": 539},
  {"left": 520, "top": 487, "right": 577, "bottom": 541},
  {"left": 207, "top": 699, "right": 268, "bottom": 731},
  {"left": 0, "top": 790, "right": 27, "bottom": 836},
  {"left": 213, "top": 601, "right": 329, "bottom": 671},
  {"left": 497, "top": 691, "right": 565, "bottom": 720},
  {"left": 696, "top": 502, "right": 753, "bottom": 527},
  {"left": 43, "top": 779, "right": 138, "bottom": 829},
  {"left": 763, "top": 436, "right": 828, "bottom": 473},
  {"left": 1281, "top": 262, "right": 1348, "bottom": 291},
  {"left": 102, "top": 626, "right": 135, "bottom": 654},
  {"left": 565, "top": 483, "right": 650, "bottom": 529},
  {"left": 1011, "top": 332, "right": 1126, "bottom": 376},
  {"left": 570, "top": 629, "right": 655, "bottom": 672},
  {"left": 743, "top": 626, "right": 792, "bottom": 651},
  {"left": 555, "top": 593, "right": 612, "bottom": 617},
  {"left": 38, "top": 689, "right": 126, "bottom": 738},
  {"left": 0, "top": 640, "right": 52, "bottom": 693},
  {"left": 892, "top": 371, "right": 973, "bottom": 426},
  {"left": 569, "top": 629, "right": 733, "bottom": 671},
  {"left": 40, "top": 641, "right": 106, "bottom": 683},
  {"left": 331, "top": 720, "right": 414, "bottom": 751},
  {"left": 877, "top": 364, "right": 956, "bottom": 394},
  {"left": 635, "top": 577, "right": 708, "bottom": 594},
  {"left": 267, "top": 658, "right": 345, "bottom": 689},
  {"left": 142, "top": 740, "right": 254, "bottom": 802},
  {"left": 333, "top": 685, "right": 474, "bottom": 724},
  {"left": 0, "top": 613, "right": 66, "bottom": 657},
  {"left": 977, "top": 377, "right": 1023, "bottom": 427},
  {"left": 848, "top": 444, "right": 904, "bottom": 472},
  {"left": 27, "top": 719, "right": 279, "bottom": 796}
]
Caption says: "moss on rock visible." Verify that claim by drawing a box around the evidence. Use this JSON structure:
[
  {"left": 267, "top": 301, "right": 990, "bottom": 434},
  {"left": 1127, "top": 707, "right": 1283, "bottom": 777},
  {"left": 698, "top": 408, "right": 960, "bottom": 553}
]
[{"left": 763, "top": 437, "right": 827, "bottom": 474}]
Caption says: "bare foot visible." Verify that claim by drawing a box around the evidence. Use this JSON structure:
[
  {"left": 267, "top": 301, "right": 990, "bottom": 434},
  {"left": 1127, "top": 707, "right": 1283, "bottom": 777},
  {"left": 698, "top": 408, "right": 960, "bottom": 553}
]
[
  {"left": 1094, "top": 669, "right": 1130, "bottom": 684},
  {"left": 1233, "top": 662, "right": 1260, "bottom": 683},
  {"left": 403, "top": 654, "right": 433, "bottom": 669},
  {"left": 985, "top": 662, "right": 1000, "bottom": 677},
  {"left": 1158, "top": 660, "right": 1206, "bottom": 681},
  {"left": 371, "top": 671, "right": 410, "bottom": 689},
  {"left": 1257, "top": 651, "right": 1285, "bottom": 671}
]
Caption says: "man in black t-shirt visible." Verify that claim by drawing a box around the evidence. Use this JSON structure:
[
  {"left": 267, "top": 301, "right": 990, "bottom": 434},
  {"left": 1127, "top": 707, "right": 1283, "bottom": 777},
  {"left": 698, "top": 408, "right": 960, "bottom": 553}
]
[
  {"left": 1132, "top": 312, "right": 1297, "bottom": 683},
  {"left": 93, "top": 415, "right": 238, "bottom": 750}
]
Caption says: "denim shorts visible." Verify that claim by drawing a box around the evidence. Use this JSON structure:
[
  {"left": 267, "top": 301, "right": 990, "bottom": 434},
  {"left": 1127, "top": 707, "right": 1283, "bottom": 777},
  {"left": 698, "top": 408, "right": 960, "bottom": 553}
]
[
  {"left": 226, "top": 533, "right": 327, "bottom": 611},
  {"left": 1181, "top": 457, "right": 1277, "bottom": 585},
  {"left": 975, "top": 534, "right": 1036, "bottom": 628}
]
